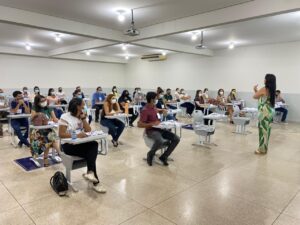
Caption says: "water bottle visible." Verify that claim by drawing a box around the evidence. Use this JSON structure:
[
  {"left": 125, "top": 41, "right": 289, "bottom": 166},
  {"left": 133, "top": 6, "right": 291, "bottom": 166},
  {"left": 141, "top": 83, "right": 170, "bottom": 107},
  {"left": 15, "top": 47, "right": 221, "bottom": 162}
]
[{"left": 71, "top": 130, "right": 77, "bottom": 140}]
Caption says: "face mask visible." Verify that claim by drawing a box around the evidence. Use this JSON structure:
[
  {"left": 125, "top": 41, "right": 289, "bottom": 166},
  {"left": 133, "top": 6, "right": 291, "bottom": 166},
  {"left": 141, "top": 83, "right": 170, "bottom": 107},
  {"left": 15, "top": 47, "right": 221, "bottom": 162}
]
[
  {"left": 137, "top": 90, "right": 141, "bottom": 93},
  {"left": 51, "top": 92, "right": 55, "bottom": 96},
  {"left": 220, "top": 92, "right": 224, "bottom": 95},
  {"left": 23, "top": 89, "right": 28, "bottom": 93},
  {"left": 0, "top": 93, "right": 5, "bottom": 97},
  {"left": 34, "top": 89, "right": 39, "bottom": 94},
  {"left": 77, "top": 95, "right": 82, "bottom": 99},
  {"left": 111, "top": 99, "right": 117, "bottom": 104},
  {"left": 113, "top": 89, "right": 117, "bottom": 92},
  {"left": 58, "top": 89, "right": 62, "bottom": 92},
  {"left": 40, "top": 101, "right": 47, "bottom": 108},
  {"left": 198, "top": 93, "right": 202, "bottom": 97},
  {"left": 125, "top": 93, "right": 129, "bottom": 96}
]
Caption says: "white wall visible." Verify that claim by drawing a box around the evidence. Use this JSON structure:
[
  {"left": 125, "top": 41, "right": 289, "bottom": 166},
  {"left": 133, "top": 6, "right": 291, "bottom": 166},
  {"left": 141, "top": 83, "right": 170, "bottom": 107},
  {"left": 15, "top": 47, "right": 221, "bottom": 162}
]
[
  {"left": 0, "top": 54, "right": 126, "bottom": 89},
  {"left": 125, "top": 41, "right": 300, "bottom": 121}
]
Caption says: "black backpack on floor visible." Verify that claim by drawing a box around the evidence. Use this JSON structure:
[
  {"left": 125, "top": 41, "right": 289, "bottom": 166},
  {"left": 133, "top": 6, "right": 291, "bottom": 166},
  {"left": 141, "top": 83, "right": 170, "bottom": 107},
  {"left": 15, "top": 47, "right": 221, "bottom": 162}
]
[{"left": 50, "top": 171, "right": 68, "bottom": 196}]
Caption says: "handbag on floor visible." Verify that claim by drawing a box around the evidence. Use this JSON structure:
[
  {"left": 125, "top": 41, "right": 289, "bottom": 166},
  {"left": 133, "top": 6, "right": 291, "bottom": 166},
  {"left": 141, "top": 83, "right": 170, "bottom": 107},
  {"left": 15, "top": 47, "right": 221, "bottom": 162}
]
[{"left": 50, "top": 171, "right": 68, "bottom": 196}]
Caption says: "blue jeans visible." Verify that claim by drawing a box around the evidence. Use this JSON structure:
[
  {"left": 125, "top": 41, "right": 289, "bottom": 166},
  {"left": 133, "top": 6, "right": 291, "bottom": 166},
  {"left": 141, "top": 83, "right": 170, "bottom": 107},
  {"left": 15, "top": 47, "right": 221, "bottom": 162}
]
[
  {"left": 275, "top": 107, "right": 288, "bottom": 122},
  {"left": 11, "top": 118, "right": 30, "bottom": 146},
  {"left": 100, "top": 118, "right": 125, "bottom": 141}
]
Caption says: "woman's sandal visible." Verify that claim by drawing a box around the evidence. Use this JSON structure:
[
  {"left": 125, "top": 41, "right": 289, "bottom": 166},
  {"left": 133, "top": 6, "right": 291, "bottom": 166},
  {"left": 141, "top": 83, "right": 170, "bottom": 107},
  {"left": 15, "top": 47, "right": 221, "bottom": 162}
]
[
  {"left": 44, "top": 158, "right": 49, "bottom": 167},
  {"left": 254, "top": 150, "right": 266, "bottom": 155}
]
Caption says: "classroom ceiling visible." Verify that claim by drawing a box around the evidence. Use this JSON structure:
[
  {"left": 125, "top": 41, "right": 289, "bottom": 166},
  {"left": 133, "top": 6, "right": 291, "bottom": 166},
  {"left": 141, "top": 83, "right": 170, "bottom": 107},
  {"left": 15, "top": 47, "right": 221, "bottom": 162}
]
[
  {"left": 0, "top": 0, "right": 299, "bottom": 63},
  {"left": 0, "top": 0, "right": 251, "bottom": 30}
]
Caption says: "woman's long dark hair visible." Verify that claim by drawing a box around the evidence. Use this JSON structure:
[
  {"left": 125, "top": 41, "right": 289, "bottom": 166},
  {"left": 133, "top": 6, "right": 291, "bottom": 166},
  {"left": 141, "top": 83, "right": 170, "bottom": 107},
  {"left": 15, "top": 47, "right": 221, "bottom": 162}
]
[
  {"left": 265, "top": 74, "right": 276, "bottom": 107},
  {"left": 68, "top": 98, "right": 83, "bottom": 116},
  {"left": 48, "top": 88, "right": 54, "bottom": 96},
  {"left": 34, "top": 95, "right": 47, "bottom": 112}
]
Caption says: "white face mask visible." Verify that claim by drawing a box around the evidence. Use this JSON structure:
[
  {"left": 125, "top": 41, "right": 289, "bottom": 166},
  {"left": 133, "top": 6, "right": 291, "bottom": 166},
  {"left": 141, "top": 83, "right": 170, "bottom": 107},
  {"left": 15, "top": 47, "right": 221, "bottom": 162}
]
[
  {"left": 111, "top": 99, "right": 117, "bottom": 104},
  {"left": 220, "top": 91, "right": 224, "bottom": 95},
  {"left": 40, "top": 101, "right": 47, "bottom": 108},
  {"left": 51, "top": 92, "right": 55, "bottom": 96},
  {"left": 198, "top": 93, "right": 202, "bottom": 97},
  {"left": 34, "top": 89, "right": 39, "bottom": 94},
  {"left": 137, "top": 90, "right": 141, "bottom": 93}
]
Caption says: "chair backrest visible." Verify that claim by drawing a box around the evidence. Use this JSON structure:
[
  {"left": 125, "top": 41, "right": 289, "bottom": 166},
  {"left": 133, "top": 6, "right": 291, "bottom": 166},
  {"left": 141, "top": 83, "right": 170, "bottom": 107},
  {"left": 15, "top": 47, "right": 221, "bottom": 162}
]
[{"left": 193, "top": 110, "right": 204, "bottom": 126}]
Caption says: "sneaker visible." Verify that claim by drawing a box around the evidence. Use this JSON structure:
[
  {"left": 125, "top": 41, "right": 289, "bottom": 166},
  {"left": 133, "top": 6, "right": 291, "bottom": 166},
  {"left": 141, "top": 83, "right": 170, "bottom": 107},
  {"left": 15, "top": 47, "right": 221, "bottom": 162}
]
[
  {"left": 82, "top": 173, "right": 98, "bottom": 183},
  {"left": 89, "top": 182, "right": 106, "bottom": 193},
  {"left": 111, "top": 140, "right": 118, "bottom": 147},
  {"left": 54, "top": 155, "right": 62, "bottom": 163},
  {"left": 17, "top": 142, "right": 23, "bottom": 148},
  {"left": 159, "top": 156, "right": 169, "bottom": 166}
]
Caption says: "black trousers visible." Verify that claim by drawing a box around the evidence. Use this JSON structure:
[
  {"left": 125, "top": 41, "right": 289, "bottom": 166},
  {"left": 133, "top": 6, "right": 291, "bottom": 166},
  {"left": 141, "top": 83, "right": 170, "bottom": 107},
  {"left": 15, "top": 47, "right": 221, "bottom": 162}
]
[
  {"left": 146, "top": 128, "right": 180, "bottom": 159},
  {"left": 92, "top": 105, "right": 103, "bottom": 121},
  {"left": 62, "top": 141, "right": 99, "bottom": 184},
  {"left": 180, "top": 102, "right": 195, "bottom": 115},
  {"left": 129, "top": 108, "right": 138, "bottom": 125}
]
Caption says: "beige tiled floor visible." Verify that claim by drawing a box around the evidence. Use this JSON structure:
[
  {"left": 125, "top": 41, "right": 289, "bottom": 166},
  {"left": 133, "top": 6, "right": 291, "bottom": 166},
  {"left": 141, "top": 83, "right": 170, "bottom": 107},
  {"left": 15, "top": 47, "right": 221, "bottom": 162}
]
[{"left": 0, "top": 119, "right": 300, "bottom": 225}]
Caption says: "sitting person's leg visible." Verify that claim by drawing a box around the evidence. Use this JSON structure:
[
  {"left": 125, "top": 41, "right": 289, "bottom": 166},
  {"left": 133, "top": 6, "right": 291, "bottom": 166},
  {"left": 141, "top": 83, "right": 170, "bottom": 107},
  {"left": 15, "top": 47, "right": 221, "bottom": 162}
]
[
  {"left": 11, "top": 119, "right": 30, "bottom": 147},
  {"left": 112, "top": 119, "right": 125, "bottom": 141},
  {"left": 129, "top": 108, "right": 138, "bottom": 126},
  {"left": 161, "top": 130, "right": 180, "bottom": 162},
  {"left": 0, "top": 123, "right": 3, "bottom": 137},
  {"left": 186, "top": 103, "right": 195, "bottom": 115},
  {"left": 146, "top": 129, "right": 165, "bottom": 166},
  {"left": 101, "top": 118, "right": 119, "bottom": 146},
  {"left": 276, "top": 107, "right": 288, "bottom": 122},
  {"left": 93, "top": 105, "right": 101, "bottom": 122},
  {"left": 62, "top": 141, "right": 104, "bottom": 190}
]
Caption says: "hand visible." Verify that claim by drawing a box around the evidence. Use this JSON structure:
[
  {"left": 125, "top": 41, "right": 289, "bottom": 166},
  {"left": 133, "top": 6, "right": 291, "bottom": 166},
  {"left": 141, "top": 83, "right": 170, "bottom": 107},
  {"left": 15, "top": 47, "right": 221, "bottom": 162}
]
[
  {"left": 162, "top": 109, "right": 168, "bottom": 116},
  {"left": 253, "top": 84, "right": 258, "bottom": 92},
  {"left": 77, "top": 132, "right": 87, "bottom": 138},
  {"left": 79, "top": 112, "right": 87, "bottom": 120},
  {"left": 18, "top": 100, "right": 24, "bottom": 105},
  {"left": 152, "top": 120, "right": 161, "bottom": 126}
]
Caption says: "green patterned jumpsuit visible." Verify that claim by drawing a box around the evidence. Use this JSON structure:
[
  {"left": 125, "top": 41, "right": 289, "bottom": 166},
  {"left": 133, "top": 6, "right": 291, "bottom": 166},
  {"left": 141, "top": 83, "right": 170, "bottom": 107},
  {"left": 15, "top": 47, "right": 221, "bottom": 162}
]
[{"left": 257, "top": 96, "right": 273, "bottom": 153}]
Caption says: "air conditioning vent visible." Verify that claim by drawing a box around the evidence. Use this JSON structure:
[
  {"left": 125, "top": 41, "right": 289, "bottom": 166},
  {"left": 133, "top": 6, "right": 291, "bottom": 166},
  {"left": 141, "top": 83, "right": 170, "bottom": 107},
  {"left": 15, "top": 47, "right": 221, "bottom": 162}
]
[{"left": 141, "top": 54, "right": 167, "bottom": 61}]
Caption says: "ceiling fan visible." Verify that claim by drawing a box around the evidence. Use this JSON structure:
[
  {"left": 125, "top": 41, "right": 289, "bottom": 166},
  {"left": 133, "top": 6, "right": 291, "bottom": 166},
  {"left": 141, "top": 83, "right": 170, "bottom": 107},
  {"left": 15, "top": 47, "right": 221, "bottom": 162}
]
[
  {"left": 124, "top": 9, "right": 140, "bottom": 36},
  {"left": 195, "top": 31, "right": 207, "bottom": 49}
]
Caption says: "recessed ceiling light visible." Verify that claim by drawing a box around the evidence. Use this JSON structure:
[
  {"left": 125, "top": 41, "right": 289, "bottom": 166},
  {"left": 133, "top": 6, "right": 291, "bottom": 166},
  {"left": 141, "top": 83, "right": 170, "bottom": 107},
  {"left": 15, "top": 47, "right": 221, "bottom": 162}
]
[
  {"left": 228, "top": 42, "right": 235, "bottom": 49},
  {"left": 85, "top": 50, "right": 91, "bottom": 56},
  {"left": 161, "top": 51, "right": 167, "bottom": 56},
  {"left": 25, "top": 43, "right": 31, "bottom": 51},
  {"left": 125, "top": 55, "right": 129, "bottom": 60},
  {"left": 122, "top": 43, "right": 128, "bottom": 51},
  {"left": 55, "top": 33, "right": 61, "bottom": 42}
]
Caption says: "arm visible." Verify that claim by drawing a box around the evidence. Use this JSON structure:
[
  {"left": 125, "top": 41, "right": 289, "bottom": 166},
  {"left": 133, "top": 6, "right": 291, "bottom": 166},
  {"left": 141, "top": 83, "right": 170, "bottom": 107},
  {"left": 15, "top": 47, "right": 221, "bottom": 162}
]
[
  {"left": 253, "top": 86, "right": 266, "bottom": 99},
  {"left": 50, "top": 111, "right": 59, "bottom": 123},
  {"left": 137, "top": 120, "right": 160, "bottom": 129},
  {"left": 103, "top": 102, "right": 115, "bottom": 116}
]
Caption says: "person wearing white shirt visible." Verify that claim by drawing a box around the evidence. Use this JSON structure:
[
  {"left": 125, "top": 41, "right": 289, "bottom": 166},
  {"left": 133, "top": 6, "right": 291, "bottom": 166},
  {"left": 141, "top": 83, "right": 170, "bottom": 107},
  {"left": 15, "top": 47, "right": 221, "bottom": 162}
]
[
  {"left": 275, "top": 90, "right": 288, "bottom": 122},
  {"left": 58, "top": 98, "right": 106, "bottom": 193},
  {"left": 56, "top": 87, "right": 67, "bottom": 105}
]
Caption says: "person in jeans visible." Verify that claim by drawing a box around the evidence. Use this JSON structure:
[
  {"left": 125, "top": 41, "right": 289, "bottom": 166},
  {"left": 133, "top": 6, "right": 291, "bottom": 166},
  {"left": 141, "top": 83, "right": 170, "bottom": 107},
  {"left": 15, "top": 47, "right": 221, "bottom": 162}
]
[
  {"left": 275, "top": 90, "right": 288, "bottom": 123},
  {"left": 0, "top": 89, "right": 9, "bottom": 137},
  {"left": 138, "top": 92, "right": 180, "bottom": 166},
  {"left": 10, "top": 90, "right": 31, "bottom": 147},
  {"left": 100, "top": 94, "right": 125, "bottom": 147},
  {"left": 58, "top": 98, "right": 106, "bottom": 193},
  {"left": 92, "top": 87, "right": 106, "bottom": 122}
]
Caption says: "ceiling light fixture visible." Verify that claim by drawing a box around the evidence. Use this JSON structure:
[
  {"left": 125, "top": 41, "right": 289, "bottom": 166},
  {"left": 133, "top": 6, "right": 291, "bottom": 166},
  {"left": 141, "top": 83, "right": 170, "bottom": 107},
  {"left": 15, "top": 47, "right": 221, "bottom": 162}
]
[
  {"left": 228, "top": 42, "right": 235, "bottom": 49},
  {"left": 25, "top": 43, "right": 31, "bottom": 51},
  {"left": 122, "top": 43, "right": 128, "bottom": 51},
  {"left": 85, "top": 51, "right": 91, "bottom": 56},
  {"left": 161, "top": 51, "right": 167, "bottom": 56},
  {"left": 116, "top": 9, "right": 126, "bottom": 22},
  {"left": 55, "top": 33, "right": 62, "bottom": 42},
  {"left": 191, "top": 32, "right": 198, "bottom": 41},
  {"left": 125, "top": 55, "right": 129, "bottom": 60}
]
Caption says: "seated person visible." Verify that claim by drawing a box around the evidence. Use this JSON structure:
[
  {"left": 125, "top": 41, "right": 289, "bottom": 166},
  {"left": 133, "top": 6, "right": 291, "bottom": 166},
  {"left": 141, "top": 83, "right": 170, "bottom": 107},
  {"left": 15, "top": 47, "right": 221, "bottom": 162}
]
[
  {"left": 31, "top": 86, "right": 41, "bottom": 102},
  {"left": 156, "top": 88, "right": 175, "bottom": 121},
  {"left": 58, "top": 98, "right": 106, "bottom": 193},
  {"left": 174, "top": 88, "right": 181, "bottom": 101},
  {"left": 164, "top": 88, "right": 177, "bottom": 109},
  {"left": 216, "top": 89, "right": 234, "bottom": 124},
  {"left": 75, "top": 86, "right": 85, "bottom": 99},
  {"left": 10, "top": 91, "right": 31, "bottom": 147},
  {"left": 138, "top": 92, "right": 180, "bottom": 166},
  {"left": 47, "top": 88, "right": 63, "bottom": 118},
  {"left": 194, "top": 90, "right": 213, "bottom": 125},
  {"left": 92, "top": 86, "right": 106, "bottom": 122},
  {"left": 203, "top": 88, "right": 209, "bottom": 103},
  {"left": 31, "top": 95, "right": 61, "bottom": 166},
  {"left": 275, "top": 90, "right": 288, "bottom": 123},
  {"left": 100, "top": 94, "right": 125, "bottom": 147},
  {"left": 73, "top": 90, "right": 92, "bottom": 123},
  {"left": 133, "top": 87, "right": 146, "bottom": 106},
  {"left": 56, "top": 87, "right": 68, "bottom": 105},
  {"left": 111, "top": 86, "right": 119, "bottom": 99},
  {"left": 0, "top": 89, "right": 9, "bottom": 137},
  {"left": 22, "top": 87, "right": 32, "bottom": 109},
  {"left": 118, "top": 90, "right": 138, "bottom": 127},
  {"left": 178, "top": 89, "right": 195, "bottom": 116}
]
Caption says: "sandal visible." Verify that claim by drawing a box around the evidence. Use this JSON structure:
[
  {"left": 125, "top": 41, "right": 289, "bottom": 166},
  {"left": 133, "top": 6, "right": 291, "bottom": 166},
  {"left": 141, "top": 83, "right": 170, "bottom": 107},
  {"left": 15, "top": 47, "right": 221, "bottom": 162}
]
[
  {"left": 254, "top": 150, "right": 266, "bottom": 155},
  {"left": 44, "top": 158, "right": 49, "bottom": 167}
]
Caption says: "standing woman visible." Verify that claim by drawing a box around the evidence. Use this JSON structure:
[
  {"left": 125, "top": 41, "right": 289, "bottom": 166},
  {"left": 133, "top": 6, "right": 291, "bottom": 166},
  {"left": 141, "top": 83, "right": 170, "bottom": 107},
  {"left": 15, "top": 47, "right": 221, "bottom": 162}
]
[{"left": 253, "top": 74, "right": 276, "bottom": 155}]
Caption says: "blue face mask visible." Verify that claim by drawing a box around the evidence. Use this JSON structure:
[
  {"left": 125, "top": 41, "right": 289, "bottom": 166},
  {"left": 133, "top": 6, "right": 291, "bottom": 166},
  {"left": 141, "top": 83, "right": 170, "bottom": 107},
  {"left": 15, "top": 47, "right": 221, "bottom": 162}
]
[
  {"left": 0, "top": 93, "right": 5, "bottom": 97},
  {"left": 77, "top": 96, "right": 82, "bottom": 99}
]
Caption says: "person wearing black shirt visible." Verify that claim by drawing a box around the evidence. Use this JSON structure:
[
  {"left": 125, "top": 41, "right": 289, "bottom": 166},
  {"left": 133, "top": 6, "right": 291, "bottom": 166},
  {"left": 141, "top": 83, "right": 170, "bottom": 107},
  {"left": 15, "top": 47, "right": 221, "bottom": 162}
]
[{"left": 118, "top": 90, "right": 138, "bottom": 127}]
